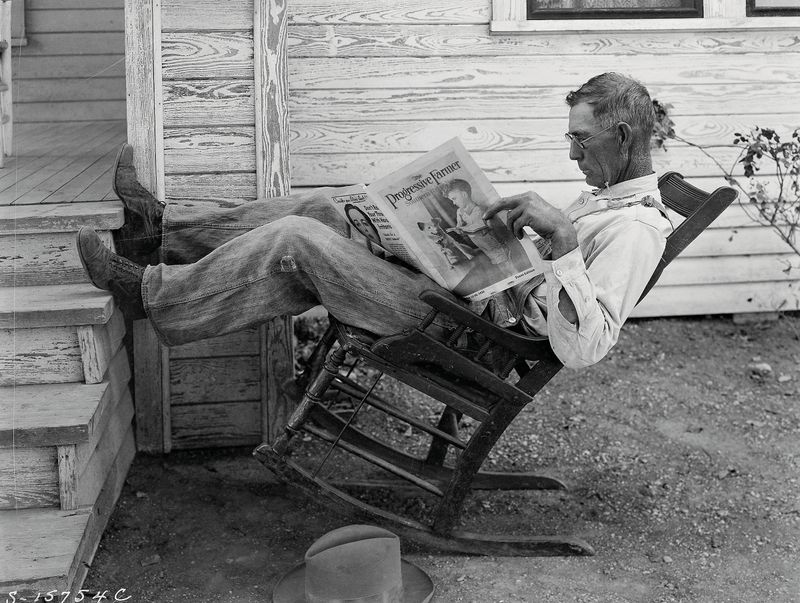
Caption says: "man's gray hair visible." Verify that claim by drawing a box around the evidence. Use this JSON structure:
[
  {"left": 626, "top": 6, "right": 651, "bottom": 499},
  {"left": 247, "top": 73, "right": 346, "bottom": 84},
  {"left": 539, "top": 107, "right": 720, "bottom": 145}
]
[{"left": 566, "top": 72, "right": 655, "bottom": 152}]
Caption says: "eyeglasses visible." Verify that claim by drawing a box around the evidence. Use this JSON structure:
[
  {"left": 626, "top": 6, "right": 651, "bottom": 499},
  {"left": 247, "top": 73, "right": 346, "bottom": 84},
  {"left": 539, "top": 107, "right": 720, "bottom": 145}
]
[{"left": 564, "top": 123, "right": 616, "bottom": 149}]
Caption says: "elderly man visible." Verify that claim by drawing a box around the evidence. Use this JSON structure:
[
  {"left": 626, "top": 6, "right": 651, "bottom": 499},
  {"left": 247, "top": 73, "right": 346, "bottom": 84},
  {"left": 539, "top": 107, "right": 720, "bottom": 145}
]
[{"left": 77, "top": 72, "right": 671, "bottom": 369}]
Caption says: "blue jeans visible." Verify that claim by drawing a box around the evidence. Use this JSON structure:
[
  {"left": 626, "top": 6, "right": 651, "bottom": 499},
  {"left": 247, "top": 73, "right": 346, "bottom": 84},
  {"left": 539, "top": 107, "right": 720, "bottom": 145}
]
[{"left": 141, "top": 190, "right": 457, "bottom": 346}]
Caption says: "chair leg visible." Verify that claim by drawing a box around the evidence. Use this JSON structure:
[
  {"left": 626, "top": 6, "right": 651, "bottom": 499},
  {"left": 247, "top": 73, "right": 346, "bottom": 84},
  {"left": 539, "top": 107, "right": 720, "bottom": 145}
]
[
  {"left": 425, "top": 407, "right": 461, "bottom": 467},
  {"left": 260, "top": 343, "right": 348, "bottom": 457},
  {"left": 432, "top": 400, "right": 528, "bottom": 534}
]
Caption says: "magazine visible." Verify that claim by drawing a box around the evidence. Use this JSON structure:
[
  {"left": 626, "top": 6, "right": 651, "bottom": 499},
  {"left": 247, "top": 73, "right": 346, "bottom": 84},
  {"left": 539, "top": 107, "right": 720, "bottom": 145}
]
[{"left": 318, "top": 138, "right": 548, "bottom": 302}]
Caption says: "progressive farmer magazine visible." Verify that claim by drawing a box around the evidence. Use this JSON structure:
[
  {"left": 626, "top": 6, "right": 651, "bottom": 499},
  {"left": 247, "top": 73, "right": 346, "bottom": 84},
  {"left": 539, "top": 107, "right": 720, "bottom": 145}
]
[{"left": 320, "top": 138, "right": 546, "bottom": 302}]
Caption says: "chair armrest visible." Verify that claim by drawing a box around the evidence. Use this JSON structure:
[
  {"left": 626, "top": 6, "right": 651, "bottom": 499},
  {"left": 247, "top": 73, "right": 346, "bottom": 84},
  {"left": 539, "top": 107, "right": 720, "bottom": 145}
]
[{"left": 418, "top": 290, "right": 553, "bottom": 360}]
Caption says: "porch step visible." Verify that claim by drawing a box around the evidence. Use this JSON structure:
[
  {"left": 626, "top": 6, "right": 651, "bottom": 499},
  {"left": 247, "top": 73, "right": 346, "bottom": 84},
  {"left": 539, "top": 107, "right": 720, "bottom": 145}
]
[
  {"left": 0, "top": 347, "right": 130, "bottom": 448},
  {"left": 0, "top": 427, "right": 135, "bottom": 597},
  {"left": 0, "top": 348, "right": 132, "bottom": 510},
  {"left": 0, "top": 285, "right": 124, "bottom": 387},
  {"left": 0, "top": 283, "right": 114, "bottom": 329},
  {"left": 0, "top": 202, "right": 123, "bottom": 287}
]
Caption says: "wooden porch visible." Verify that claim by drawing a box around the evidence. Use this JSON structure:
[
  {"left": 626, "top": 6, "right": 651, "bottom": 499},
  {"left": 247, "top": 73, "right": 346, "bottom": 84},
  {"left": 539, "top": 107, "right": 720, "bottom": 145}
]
[
  {"left": 0, "top": 120, "right": 126, "bottom": 205},
  {"left": 0, "top": 119, "right": 132, "bottom": 596}
]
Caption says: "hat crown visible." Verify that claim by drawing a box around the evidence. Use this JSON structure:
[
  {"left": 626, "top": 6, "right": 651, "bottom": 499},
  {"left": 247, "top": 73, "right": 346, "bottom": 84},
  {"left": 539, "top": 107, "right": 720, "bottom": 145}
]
[{"left": 304, "top": 526, "right": 403, "bottom": 603}]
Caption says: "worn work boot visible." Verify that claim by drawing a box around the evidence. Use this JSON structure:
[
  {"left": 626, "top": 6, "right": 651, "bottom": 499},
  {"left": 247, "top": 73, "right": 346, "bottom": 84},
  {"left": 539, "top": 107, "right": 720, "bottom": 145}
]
[
  {"left": 77, "top": 227, "right": 146, "bottom": 320},
  {"left": 112, "top": 143, "right": 165, "bottom": 260}
]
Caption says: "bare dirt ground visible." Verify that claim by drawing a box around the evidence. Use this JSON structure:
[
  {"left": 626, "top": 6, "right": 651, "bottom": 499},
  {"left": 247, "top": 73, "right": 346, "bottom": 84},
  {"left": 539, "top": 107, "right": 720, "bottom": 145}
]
[{"left": 83, "top": 312, "right": 800, "bottom": 602}]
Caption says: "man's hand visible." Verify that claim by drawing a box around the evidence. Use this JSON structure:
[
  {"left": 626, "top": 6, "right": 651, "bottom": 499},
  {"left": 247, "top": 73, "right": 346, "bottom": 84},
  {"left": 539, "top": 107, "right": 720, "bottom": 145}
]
[{"left": 483, "top": 191, "right": 579, "bottom": 260}]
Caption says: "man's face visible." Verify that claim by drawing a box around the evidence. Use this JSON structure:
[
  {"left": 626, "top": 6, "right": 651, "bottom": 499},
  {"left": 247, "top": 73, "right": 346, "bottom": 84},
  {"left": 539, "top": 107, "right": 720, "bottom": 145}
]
[{"left": 567, "top": 101, "right": 623, "bottom": 189}]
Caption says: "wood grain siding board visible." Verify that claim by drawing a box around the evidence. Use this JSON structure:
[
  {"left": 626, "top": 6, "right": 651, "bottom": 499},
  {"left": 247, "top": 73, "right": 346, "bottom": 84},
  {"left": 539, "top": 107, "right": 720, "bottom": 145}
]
[
  {"left": 161, "top": 83, "right": 800, "bottom": 126},
  {"left": 633, "top": 280, "right": 800, "bottom": 316},
  {"left": 657, "top": 254, "right": 800, "bottom": 286},
  {"left": 169, "top": 328, "right": 260, "bottom": 359},
  {"left": 162, "top": 32, "right": 254, "bottom": 80},
  {"left": 283, "top": 116, "right": 800, "bottom": 153},
  {"left": 12, "top": 55, "right": 125, "bottom": 80},
  {"left": 286, "top": 83, "right": 800, "bottom": 122},
  {"left": 169, "top": 356, "right": 261, "bottom": 406},
  {"left": 161, "top": 0, "right": 488, "bottom": 28},
  {"left": 24, "top": 9, "right": 125, "bottom": 33},
  {"left": 228, "top": 147, "right": 764, "bottom": 185},
  {"left": 163, "top": 127, "right": 256, "bottom": 173},
  {"left": 161, "top": 0, "right": 255, "bottom": 31},
  {"left": 286, "top": 25, "right": 800, "bottom": 57},
  {"left": 162, "top": 81, "right": 255, "bottom": 127},
  {"left": 16, "top": 33, "right": 124, "bottom": 56},
  {"left": 288, "top": 55, "right": 800, "bottom": 90},
  {"left": 169, "top": 401, "right": 262, "bottom": 449},
  {"left": 13, "top": 102, "right": 127, "bottom": 123},
  {"left": 13, "top": 78, "right": 126, "bottom": 103},
  {"left": 164, "top": 172, "right": 257, "bottom": 200},
  {"left": 30, "top": 0, "right": 125, "bottom": 8}
]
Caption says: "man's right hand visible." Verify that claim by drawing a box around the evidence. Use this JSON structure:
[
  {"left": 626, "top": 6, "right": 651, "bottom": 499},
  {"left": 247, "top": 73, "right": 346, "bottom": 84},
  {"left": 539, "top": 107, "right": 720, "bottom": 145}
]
[{"left": 483, "top": 192, "right": 579, "bottom": 259}]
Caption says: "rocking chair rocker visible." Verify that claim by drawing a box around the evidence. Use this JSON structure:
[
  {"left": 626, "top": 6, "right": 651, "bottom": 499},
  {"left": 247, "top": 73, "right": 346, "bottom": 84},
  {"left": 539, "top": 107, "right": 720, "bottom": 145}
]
[{"left": 254, "top": 172, "right": 737, "bottom": 556}]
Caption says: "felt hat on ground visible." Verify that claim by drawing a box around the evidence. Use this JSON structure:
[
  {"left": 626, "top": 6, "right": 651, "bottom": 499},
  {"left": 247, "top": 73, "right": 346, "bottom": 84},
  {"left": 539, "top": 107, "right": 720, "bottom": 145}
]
[{"left": 272, "top": 524, "right": 435, "bottom": 603}]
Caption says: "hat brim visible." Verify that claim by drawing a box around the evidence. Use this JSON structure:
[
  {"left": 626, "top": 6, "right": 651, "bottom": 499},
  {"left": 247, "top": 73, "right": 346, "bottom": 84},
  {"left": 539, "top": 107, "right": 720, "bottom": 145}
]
[{"left": 272, "top": 558, "right": 434, "bottom": 603}]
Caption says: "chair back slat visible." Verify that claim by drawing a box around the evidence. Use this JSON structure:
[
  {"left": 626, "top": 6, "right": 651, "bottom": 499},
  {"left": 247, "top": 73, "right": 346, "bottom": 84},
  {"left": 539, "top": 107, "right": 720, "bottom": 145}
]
[{"left": 639, "top": 172, "right": 738, "bottom": 302}]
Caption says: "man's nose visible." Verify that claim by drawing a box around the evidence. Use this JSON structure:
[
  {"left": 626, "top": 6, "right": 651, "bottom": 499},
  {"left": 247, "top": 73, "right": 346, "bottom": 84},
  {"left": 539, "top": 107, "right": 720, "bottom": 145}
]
[{"left": 568, "top": 141, "right": 583, "bottom": 161}]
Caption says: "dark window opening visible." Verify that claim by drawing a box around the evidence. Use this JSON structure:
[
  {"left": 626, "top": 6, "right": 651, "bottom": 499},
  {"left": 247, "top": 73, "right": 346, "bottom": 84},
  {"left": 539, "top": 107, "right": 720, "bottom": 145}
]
[{"left": 526, "top": 0, "right": 703, "bottom": 19}]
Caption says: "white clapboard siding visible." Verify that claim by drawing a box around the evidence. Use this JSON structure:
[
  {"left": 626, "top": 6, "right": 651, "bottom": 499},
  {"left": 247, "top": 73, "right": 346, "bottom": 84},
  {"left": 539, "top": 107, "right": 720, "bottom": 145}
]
[
  {"left": 154, "top": 0, "right": 799, "bottom": 325},
  {"left": 160, "top": 83, "right": 800, "bottom": 125},
  {"left": 12, "top": 3, "right": 126, "bottom": 122},
  {"left": 162, "top": 117, "right": 797, "bottom": 157},
  {"left": 160, "top": 54, "right": 800, "bottom": 90},
  {"left": 162, "top": 146, "right": 763, "bottom": 183},
  {"left": 286, "top": 25, "right": 800, "bottom": 57},
  {"left": 161, "top": 0, "right": 490, "bottom": 29},
  {"left": 632, "top": 280, "right": 799, "bottom": 317}
]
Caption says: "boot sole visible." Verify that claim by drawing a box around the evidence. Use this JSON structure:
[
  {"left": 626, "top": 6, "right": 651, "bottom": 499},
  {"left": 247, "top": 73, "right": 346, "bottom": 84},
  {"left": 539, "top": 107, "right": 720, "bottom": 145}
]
[{"left": 76, "top": 228, "right": 108, "bottom": 291}]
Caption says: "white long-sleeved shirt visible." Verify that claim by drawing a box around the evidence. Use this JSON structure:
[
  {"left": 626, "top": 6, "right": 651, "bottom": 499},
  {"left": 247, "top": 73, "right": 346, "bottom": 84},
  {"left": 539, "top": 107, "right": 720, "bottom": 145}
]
[{"left": 483, "top": 173, "right": 672, "bottom": 369}]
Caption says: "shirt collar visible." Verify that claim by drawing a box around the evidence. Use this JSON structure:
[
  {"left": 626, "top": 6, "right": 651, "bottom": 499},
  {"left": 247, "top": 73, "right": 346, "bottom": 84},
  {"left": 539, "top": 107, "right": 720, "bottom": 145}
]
[{"left": 590, "top": 173, "right": 659, "bottom": 201}]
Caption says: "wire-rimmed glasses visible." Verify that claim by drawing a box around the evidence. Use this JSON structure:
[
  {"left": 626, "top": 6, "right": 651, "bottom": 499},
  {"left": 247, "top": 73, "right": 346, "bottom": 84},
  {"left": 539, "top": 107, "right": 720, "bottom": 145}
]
[{"left": 564, "top": 123, "right": 616, "bottom": 149}]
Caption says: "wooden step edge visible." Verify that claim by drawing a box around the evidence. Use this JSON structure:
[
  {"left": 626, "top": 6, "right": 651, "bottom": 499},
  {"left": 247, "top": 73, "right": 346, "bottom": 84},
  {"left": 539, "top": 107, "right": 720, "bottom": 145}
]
[
  {"left": 0, "top": 201, "right": 124, "bottom": 234},
  {"left": 0, "top": 382, "right": 108, "bottom": 448},
  {"left": 0, "top": 284, "right": 115, "bottom": 329},
  {"left": 0, "top": 346, "right": 131, "bottom": 448},
  {"left": 0, "top": 508, "right": 91, "bottom": 595},
  {"left": 0, "top": 431, "right": 135, "bottom": 597}
]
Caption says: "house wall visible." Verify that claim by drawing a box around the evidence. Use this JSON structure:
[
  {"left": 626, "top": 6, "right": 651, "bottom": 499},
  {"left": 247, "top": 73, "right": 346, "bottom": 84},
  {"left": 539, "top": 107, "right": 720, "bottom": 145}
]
[
  {"left": 141, "top": 0, "right": 799, "bottom": 449},
  {"left": 160, "top": 0, "right": 799, "bottom": 320},
  {"left": 12, "top": 0, "right": 125, "bottom": 123}
]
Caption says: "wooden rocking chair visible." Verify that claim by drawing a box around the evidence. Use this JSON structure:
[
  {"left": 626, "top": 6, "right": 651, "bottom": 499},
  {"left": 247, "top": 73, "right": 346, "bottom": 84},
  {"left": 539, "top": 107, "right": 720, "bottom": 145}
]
[{"left": 254, "top": 172, "right": 737, "bottom": 556}]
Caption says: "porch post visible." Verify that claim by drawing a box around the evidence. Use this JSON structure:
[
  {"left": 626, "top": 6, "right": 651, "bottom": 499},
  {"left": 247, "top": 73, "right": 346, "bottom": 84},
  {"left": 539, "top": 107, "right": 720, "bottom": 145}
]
[{"left": 255, "top": 0, "right": 295, "bottom": 443}]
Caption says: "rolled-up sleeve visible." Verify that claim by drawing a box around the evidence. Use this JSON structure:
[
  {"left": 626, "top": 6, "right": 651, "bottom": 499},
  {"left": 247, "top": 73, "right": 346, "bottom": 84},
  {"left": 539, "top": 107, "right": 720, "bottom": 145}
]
[{"left": 543, "top": 219, "right": 666, "bottom": 369}]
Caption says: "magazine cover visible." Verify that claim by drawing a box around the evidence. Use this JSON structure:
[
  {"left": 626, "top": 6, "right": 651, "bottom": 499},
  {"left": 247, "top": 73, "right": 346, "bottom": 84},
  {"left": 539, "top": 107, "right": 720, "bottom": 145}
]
[{"left": 325, "top": 138, "right": 545, "bottom": 302}]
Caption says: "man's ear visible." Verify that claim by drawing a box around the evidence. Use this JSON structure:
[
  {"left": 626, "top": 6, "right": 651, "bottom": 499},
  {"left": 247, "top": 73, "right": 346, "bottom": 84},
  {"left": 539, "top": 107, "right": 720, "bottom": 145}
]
[{"left": 616, "top": 122, "right": 634, "bottom": 154}]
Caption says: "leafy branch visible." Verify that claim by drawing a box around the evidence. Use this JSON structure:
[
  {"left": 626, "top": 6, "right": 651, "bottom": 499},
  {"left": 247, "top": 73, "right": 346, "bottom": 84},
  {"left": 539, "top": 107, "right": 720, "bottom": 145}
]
[{"left": 652, "top": 100, "right": 800, "bottom": 257}]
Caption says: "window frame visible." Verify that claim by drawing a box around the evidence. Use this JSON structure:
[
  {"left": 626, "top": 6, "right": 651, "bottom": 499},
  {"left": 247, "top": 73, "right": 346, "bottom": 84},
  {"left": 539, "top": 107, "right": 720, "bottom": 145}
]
[
  {"left": 492, "top": 0, "right": 800, "bottom": 32},
  {"left": 746, "top": 0, "right": 800, "bottom": 15},
  {"left": 526, "top": 0, "right": 704, "bottom": 21}
]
